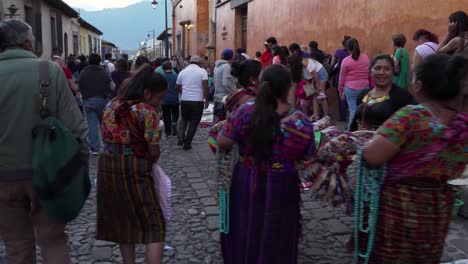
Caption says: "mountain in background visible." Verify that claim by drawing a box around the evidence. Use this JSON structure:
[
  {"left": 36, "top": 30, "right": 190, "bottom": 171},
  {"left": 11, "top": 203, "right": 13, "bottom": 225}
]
[{"left": 77, "top": 1, "right": 172, "bottom": 53}]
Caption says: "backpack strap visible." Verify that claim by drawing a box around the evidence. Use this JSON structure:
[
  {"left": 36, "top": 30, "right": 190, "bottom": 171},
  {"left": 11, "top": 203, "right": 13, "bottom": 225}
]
[{"left": 38, "top": 60, "right": 50, "bottom": 118}]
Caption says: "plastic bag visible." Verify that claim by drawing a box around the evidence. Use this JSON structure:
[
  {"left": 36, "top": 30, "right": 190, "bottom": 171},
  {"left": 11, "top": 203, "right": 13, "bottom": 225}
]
[{"left": 152, "top": 164, "right": 171, "bottom": 222}]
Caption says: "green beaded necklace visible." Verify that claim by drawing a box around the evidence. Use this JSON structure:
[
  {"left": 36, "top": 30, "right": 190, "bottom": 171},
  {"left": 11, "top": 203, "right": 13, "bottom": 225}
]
[
  {"left": 353, "top": 148, "right": 387, "bottom": 264},
  {"left": 216, "top": 147, "right": 234, "bottom": 234}
]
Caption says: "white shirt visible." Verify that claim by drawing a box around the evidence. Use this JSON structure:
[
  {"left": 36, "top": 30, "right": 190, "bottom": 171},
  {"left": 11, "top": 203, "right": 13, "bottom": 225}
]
[
  {"left": 176, "top": 64, "right": 208, "bottom": 101},
  {"left": 415, "top": 42, "right": 439, "bottom": 60},
  {"left": 103, "top": 60, "right": 115, "bottom": 73},
  {"left": 303, "top": 58, "right": 323, "bottom": 80}
]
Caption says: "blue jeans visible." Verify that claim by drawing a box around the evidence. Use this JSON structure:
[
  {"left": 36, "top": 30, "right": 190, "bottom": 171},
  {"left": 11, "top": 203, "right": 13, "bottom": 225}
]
[
  {"left": 344, "top": 87, "right": 363, "bottom": 131},
  {"left": 334, "top": 77, "right": 347, "bottom": 121},
  {"left": 83, "top": 97, "right": 108, "bottom": 152}
]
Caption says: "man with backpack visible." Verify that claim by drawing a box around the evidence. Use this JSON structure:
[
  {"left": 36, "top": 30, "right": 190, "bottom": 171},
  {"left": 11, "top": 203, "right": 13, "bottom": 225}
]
[
  {"left": 0, "top": 20, "right": 89, "bottom": 263},
  {"left": 101, "top": 53, "right": 115, "bottom": 76}
]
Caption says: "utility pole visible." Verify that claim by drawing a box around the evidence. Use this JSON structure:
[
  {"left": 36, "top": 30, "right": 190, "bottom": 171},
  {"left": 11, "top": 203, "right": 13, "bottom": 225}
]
[
  {"left": 164, "top": 0, "right": 169, "bottom": 58},
  {"left": 153, "top": 29, "right": 156, "bottom": 59},
  {"left": 151, "top": 0, "right": 169, "bottom": 58}
]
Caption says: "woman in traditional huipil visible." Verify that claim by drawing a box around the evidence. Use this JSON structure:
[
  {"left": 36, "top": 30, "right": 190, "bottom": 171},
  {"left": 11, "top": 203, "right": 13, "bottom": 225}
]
[
  {"left": 301, "top": 54, "right": 414, "bottom": 194},
  {"left": 97, "top": 64, "right": 168, "bottom": 264},
  {"left": 217, "top": 65, "right": 316, "bottom": 263},
  {"left": 358, "top": 53, "right": 468, "bottom": 263},
  {"left": 350, "top": 54, "right": 414, "bottom": 131}
]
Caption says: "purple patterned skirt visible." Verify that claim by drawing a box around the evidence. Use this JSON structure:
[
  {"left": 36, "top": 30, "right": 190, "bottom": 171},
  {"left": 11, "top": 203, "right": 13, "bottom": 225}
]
[{"left": 221, "top": 161, "right": 301, "bottom": 264}]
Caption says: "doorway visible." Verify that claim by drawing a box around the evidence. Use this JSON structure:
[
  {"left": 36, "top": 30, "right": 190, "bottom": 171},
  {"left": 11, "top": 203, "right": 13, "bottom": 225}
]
[
  {"left": 235, "top": 5, "right": 248, "bottom": 51},
  {"left": 64, "top": 33, "right": 68, "bottom": 59}
]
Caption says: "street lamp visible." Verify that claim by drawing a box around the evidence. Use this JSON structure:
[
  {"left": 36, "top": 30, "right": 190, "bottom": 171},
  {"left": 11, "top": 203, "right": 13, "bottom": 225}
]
[
  {"left": 148, "top": 30, "right": 156, "bottom": 59},
  {"left": 4, "top": 4, "right": 19, "bottom": 19},
  {"left": 151, "top": 0, "right": 158, "bottom": 9},
  {"left": 151, "top": 0, "right": 169, "bottom": 58}
]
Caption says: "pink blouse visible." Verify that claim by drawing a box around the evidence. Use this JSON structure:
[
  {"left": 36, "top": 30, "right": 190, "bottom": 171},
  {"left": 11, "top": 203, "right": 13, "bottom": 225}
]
[{"left": 338, "top": 53, "right": 371, "bottom": 92}]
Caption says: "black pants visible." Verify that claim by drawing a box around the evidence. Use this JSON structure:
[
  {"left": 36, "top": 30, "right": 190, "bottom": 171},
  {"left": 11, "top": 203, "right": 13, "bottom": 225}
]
[
  {"left": 161, "top": 104, "right": 179, "bottom": 135},
  {"left": 178, "top": 101, "right": 204, "bottom": 146}
]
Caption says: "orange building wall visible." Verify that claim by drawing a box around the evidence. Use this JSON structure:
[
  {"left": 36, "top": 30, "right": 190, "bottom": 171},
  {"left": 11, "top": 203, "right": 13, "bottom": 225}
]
[
  {"left": 196, "top": 1, "right": 210, "bottom": 57},
  {"left": 215, "top": 0, "right": 467, "bottom": 59},
  {"left": 215, "top": 2, "right": 237, "bottom": 58},
  {"left": 172, "top": 0, "right": 209, "bottom": 58}
]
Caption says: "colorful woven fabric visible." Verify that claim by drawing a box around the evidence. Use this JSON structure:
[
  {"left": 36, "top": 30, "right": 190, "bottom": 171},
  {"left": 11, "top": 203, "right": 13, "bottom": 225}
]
[
  {"left": 101, "top": 98, "right": 160, "bottom": 158},
  {"left": 301, "top": 129, "right": 375, "bottom": 209},
  {"left": 350, "top": 105, "right": 468, "bottom": 262},
  {"left": 98, "top": 97, "right": 166, "bottom": 244},
  {"left": 371, "top": 184, "right": 456, "bottom": 263},
  {"left": 224, "top": 87, "right": 257, "bottom": 115},
  {"left": 208, "top": 121, "right": 226, "bottom": 154},
  {"left": 378, "top": 105, "right": 468, "bottom": 184},
  {"left": 97, "top": 153, "right": 165, "bottom": 243},
  {"left": 220, "top": 102, "right": 315, "bottom": 264}
]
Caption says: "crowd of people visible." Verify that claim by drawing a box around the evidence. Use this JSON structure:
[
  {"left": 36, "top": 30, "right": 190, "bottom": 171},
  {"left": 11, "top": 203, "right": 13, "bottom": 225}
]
[{"left": 0, "top": 9, "right": 467, "bottom": 264}]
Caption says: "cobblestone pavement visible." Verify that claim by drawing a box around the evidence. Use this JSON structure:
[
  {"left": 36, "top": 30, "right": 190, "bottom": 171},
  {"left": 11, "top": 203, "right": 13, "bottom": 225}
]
[{"left": 1, "top": 126, "right": 468, "bottom": 263}]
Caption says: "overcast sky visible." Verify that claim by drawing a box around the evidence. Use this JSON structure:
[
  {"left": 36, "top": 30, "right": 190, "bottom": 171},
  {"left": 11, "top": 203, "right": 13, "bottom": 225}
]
[{"left": 63, "top": 0, "right": 144, "bottom": 11}]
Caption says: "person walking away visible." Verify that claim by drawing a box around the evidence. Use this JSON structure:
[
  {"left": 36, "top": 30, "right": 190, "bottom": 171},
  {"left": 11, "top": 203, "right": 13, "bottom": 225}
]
[
  {"left": 134, "top": 55, "right": 149, "bottom": 71},
  {"left": 255, "top": 51, "right": 262, "bottom": 62},
  {"left": 438, "top": 11, "right": 468, "bottom": 55},
  {"left": 272, "top": 46, "right": 290, "bottom": 66},
  {"left": 78, "top": 53, "right": 115, "bottom": 154},
  {"left": 67, "top": 57, "right": 78, "bottom": 81},
  {"left": 260, "top": 37, "right": 277, "bottom": 68},
  {"left": 111, "top": 58, "right": 131, "bottom": 95},
  {"left": 213, "top": 49, "right": 236, "bottom": 122},
  {"left": 98, "top": 64, "right": 168, "bottom": 264},
  {"left": 391, "top": 33, "right": 411, "bottom": 89},
  {"left": 101, "top": 53, "right": 115, "bottom": 76},
  {"left": 309, "top": 41, "right": 326, "bottom": 64},
  {"left": 303, "top": 56, "right": 330, "bottom": 120},
  {"left": 224, "top": 59, "right": 262, "bottom": 116},
  {"left": 358, "top": 53, "right": 468, "bottom": 263},
  {"left": 338, "top": 38, "right": 371, "bottom": 131},
  {"left": 0, "top": 19, "right": 89, "bottom": 264},
  {"left": 331, "top": 36, "right": 351, "bottom": 121},
  {"left": 176, "top": 56, "right": 209, "bottom": 150},
  {"left": 288, "top": 53, "right": 304, "bottom": 106},
  {"left": 52, "top": 55, "right": 77, "bottom": 95},
  {"left": 76, "top": 54, "right": 88, "bottom": 75},
  {"left": 161, "top": 61, "right": 180, "bottom": 136},
  {"left": 171, "top": 55, "right": 180, "bottom": 74},
  {"left": 217, "top": 64, "right": 316, "bottom": 264},
  {"left": 411, "top": 29, "right": 439, "bottom": 69},
  {"left": 155, "top": 58, "right": 177, "bottom": 75},
  {"left": 233, "top": 48, "right": 247, "bottom": 64},
  {"left": 53, "top": 55, "right": 84, "bottom": 113}
]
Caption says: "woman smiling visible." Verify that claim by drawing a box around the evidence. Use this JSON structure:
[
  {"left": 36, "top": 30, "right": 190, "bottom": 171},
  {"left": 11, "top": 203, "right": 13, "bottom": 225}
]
[{"left": 350, "top": 54, "right": 415, "bottom": 131}]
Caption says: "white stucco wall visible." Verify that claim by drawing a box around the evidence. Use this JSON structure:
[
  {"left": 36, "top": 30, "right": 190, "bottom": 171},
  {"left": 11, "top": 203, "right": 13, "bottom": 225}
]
[{"left": 1, "top": 0, "right": 77, "bottom": 61}]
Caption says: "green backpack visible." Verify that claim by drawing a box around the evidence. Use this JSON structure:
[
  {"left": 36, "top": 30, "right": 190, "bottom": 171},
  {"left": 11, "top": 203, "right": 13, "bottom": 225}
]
[{"left": 32, "top": 60, "right": 91, "bottom": 223}]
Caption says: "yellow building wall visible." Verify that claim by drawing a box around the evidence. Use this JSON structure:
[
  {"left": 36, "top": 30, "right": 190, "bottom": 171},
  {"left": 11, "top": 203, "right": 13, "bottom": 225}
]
[{"left": 79, "top": 27, "right": 90, "bottom": 56}]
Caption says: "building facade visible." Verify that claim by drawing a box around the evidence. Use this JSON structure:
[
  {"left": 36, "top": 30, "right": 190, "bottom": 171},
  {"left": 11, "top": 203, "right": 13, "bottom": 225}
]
[
  {"left": 215, "top": 0, "right": 468, "bottom": 59},
  {"left": 172, "top": 0, "right": 209, "bottom": 60},
  {"left": 102, "top": 40, "right": 120, "bottom": 59},
  {"left": 1, "top": 0, "right": 104, "bottom": 60},
  {"left": 78, "top": 18, "right": 103, "bottom": 56},
  {"left": 144, "top": 29, "right": 173, "bottom": 60}
]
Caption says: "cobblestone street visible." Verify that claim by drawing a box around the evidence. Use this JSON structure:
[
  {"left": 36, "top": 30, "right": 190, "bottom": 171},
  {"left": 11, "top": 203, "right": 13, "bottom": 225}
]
[{"left": 1, "top": 126, "right": 468, "bottom": 263}]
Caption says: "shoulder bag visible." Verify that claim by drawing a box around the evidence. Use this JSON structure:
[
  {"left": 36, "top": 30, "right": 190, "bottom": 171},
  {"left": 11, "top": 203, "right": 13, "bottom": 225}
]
[{"left": 32, "top": 60, "right": 91, "bottom": 223}]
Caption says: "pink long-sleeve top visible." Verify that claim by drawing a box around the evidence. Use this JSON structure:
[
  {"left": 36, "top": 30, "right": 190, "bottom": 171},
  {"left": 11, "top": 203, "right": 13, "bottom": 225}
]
[{"left": 338, "top": 53, "right": 371, "bottom": 92}]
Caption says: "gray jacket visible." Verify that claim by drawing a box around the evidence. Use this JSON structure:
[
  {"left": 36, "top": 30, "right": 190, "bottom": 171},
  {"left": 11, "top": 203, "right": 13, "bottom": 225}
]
[
  {"left": 77, "top": 64, "right": 112, "bottom": 99},
  {"left": 0, "top": 49, "right": 89, "bottom": 181},
  {"left": 213, "top": 60, "right": 236, "bottom": 103}
]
